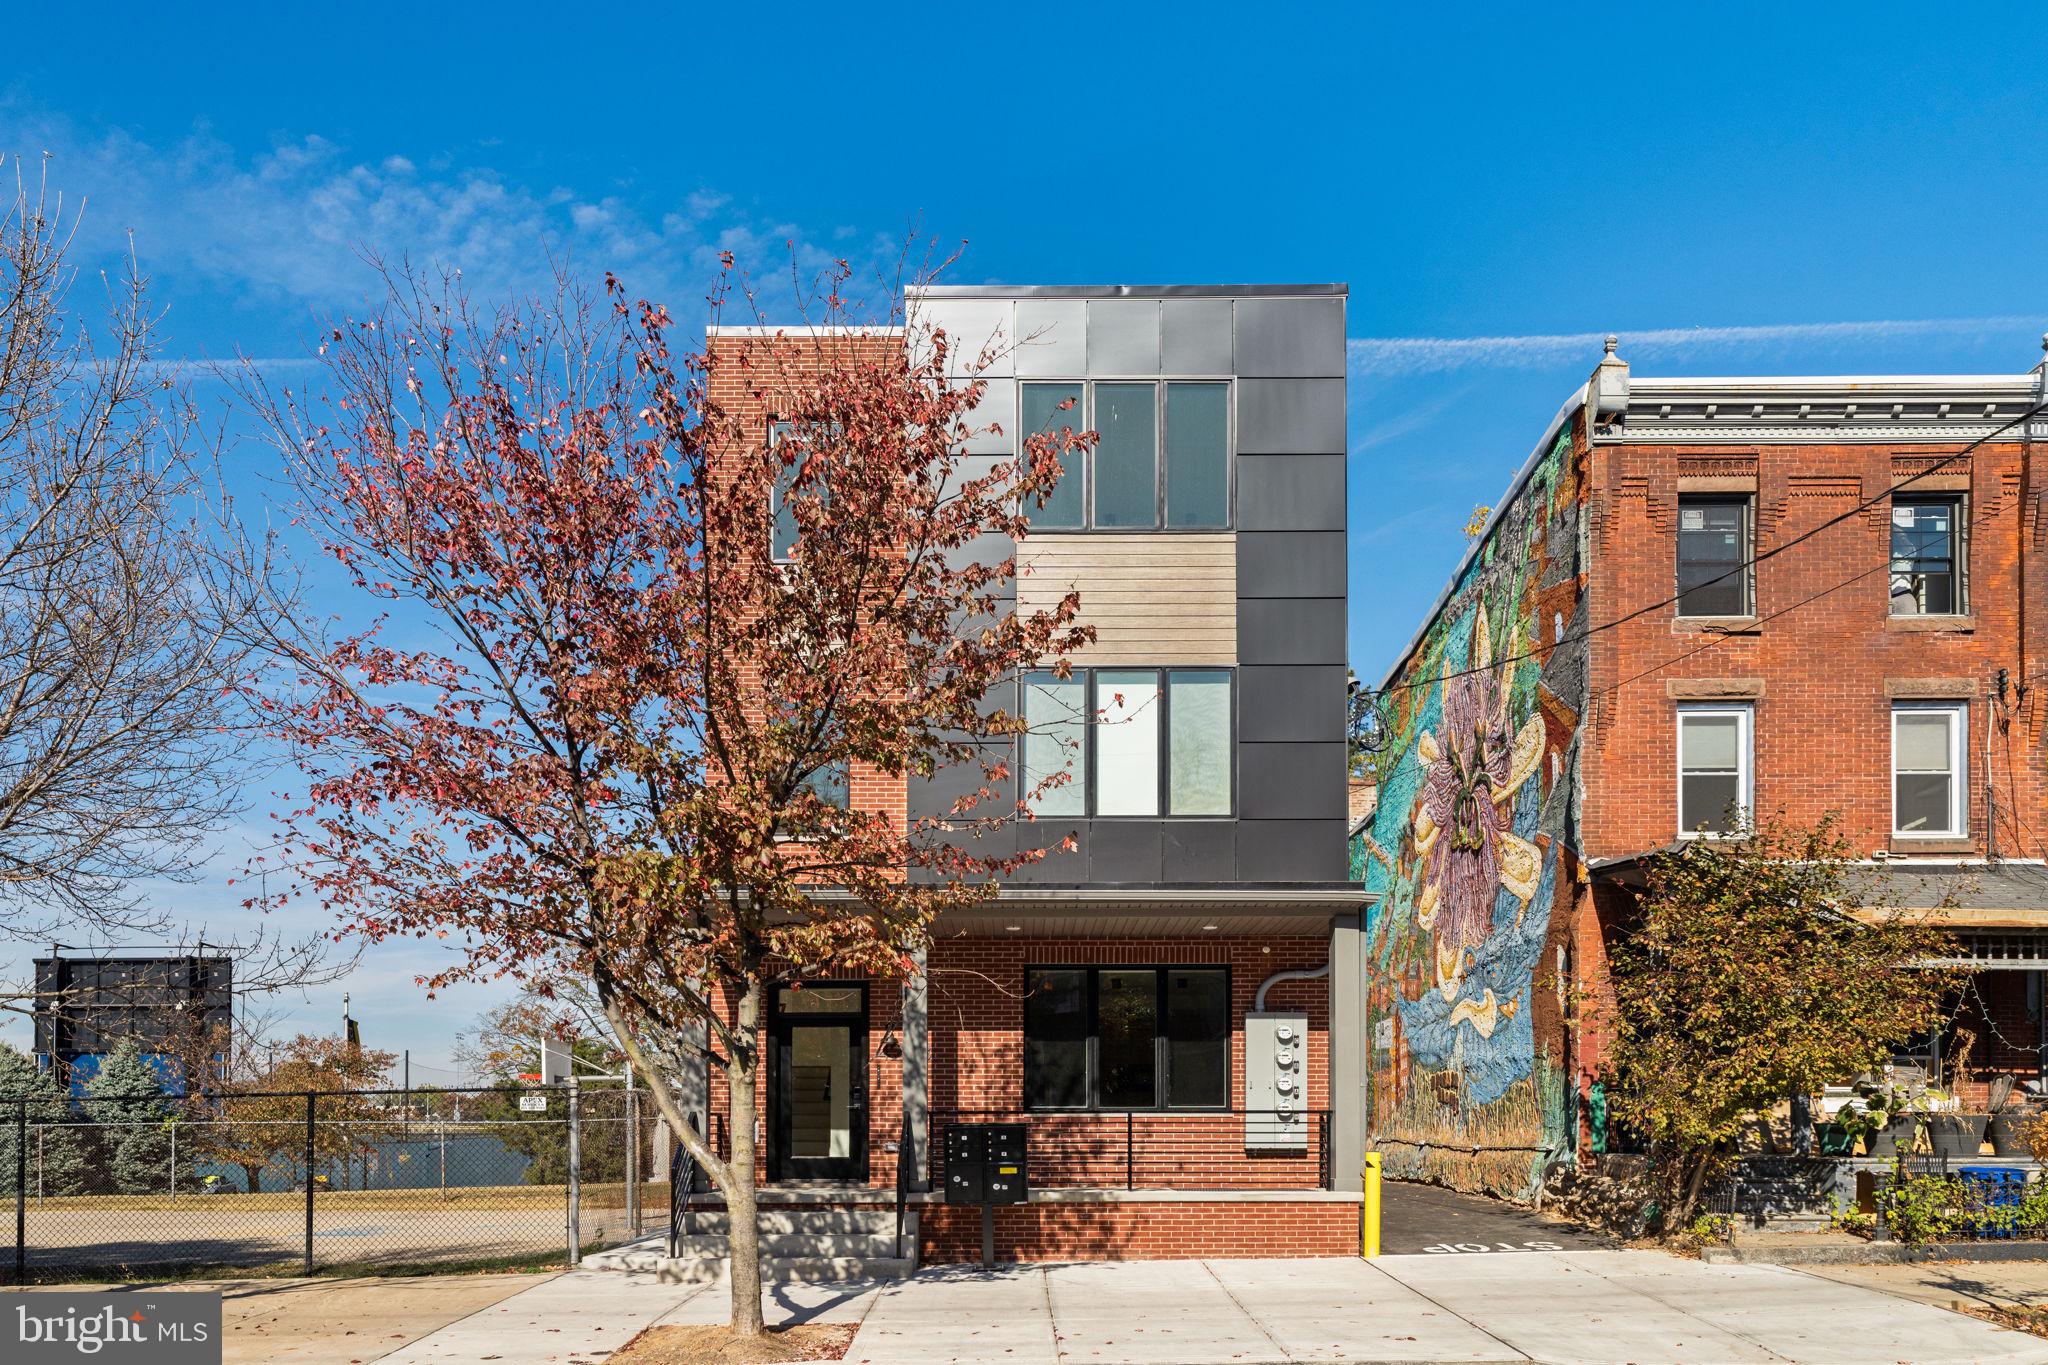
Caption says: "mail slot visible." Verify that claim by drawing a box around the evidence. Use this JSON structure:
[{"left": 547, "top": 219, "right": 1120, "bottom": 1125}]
[{"left": 944, "top": 1123, "right": 1029, "bottom": 1206}]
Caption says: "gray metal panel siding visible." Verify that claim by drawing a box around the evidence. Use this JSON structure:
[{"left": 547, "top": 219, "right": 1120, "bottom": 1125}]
[
  {"left": 1238, "top": 379, "right": 1347, "bottom": 455},
  {"left": 1237, "top": 455, "right": 1347, "bottom": 531},
  {"left": 1163, "top": 821, "right": 1237, "bottom": 881},
  {"left": 1087, "top": 820, "right": 1166, "bottom": 883},
  {"left": 1240, "top": 742, "right": 1346, "bottom": 820},
  {"left": 1238, "top": 532, "right": 1346, "bottom": 598},
  {"left": 1014, "top": 299, "right": 1086, "bottom": 376},
  {"left": 1233, "top": 298, "right": 1346, "bottom": 378},
  {"left": 1240, "top": 667, "right": 1348, "bottom": 743},
  {"left": 956, "top": 378, "right": 1016, "bottom": 454},
  {"left": 1160, "top": 299, "right": 1234, "bottom": 375},
  {"left": 1238, "top": 598, "right": 1346, "bottom": 664},
  {"left": 1088, "top": 299, "right": 1161, "bottom": 375},
  {"left": 1237, "top": 819, "right": 1349, "bottom": 881},
  {"left": 920, "top": 298, "right": 1015, "bottom": 376}
]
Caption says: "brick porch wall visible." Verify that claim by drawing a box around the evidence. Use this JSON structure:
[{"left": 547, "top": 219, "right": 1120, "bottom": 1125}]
[{"left": 918, "top": 1199, "right": 1360, "bottom": 1262}]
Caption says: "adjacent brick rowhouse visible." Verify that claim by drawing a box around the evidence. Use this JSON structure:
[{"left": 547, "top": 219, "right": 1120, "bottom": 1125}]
[{"left": 1572, "top": 430, "right": 2048, "bottom": 1109}]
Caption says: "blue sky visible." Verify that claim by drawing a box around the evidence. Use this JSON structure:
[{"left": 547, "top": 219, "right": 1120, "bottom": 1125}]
[{"left": 5, "top": 2, "right": 2046, "bottom": 1074}]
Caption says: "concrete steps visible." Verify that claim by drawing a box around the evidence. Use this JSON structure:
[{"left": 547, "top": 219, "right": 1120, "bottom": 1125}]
[{"left": 584, "top": 1204, "right": 915, "bottom": 1283}]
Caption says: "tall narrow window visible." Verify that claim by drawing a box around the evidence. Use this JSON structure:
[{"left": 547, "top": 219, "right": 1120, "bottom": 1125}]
[
  {"left": 1164, "top": 383, "right": 1229, "bottom": 528},
  {"left": 1095, "top": 671, "right": 1161, "bottom": 816},
  {"left": 1020, "top": 383, "right": 1086, "bottom": 529},
  {"left": 1894, "top": 702, "right": 1965, "bottom": 837},
  {"left": 1165, "top": 969, "right": 1229, "bottom": 1108},
  {"left": 770, "top": 421, "right": 803, "bottom": 562},
  {"left": 798, "top": 761, "right": 849, "bottom": 810},
  {"left": 1092, "top": 383, "right": 1157, "bottom": 528},
  {"left": 1890, "top": 496, "right": 1963, "bottom": 615},
  {"left": 1677, "top": 704, "right": 1751, "bottom": 836},
  {"left": 1023, "top": 969, "right": 1088, "bottom": 1109},
  {"left": 1675, "top": 495, "right": 1751, "bottom": 616},
  {"left": 1167, "top": 670, "right": 1231, "bottom": 815},
  {"left": 1095, "top": 969, "right": 1158, "bottom": 1108},
  {"left": 1021, "top": 673, "right": 1087, "bottom": 817}
]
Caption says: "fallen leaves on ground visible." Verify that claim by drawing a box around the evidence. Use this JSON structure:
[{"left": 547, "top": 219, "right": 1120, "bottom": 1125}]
[{"left": 606, "top": 1323, "right": 857, "bottom": 1364}]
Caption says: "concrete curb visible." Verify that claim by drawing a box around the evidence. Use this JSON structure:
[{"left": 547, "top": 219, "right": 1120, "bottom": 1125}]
[{"left": 1705, "top": 1240, "right": 2048, "bottom": 1266}]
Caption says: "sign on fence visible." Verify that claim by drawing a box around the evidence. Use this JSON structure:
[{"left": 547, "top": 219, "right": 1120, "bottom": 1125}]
[{"left": 518, "top": 1095, "right": 548, "bottom": 1113}]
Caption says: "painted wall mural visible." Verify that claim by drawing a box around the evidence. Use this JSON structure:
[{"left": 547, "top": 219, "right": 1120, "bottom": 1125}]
[{"left": 1362, "top": 423, "right": 1588, "bottom": 1199}]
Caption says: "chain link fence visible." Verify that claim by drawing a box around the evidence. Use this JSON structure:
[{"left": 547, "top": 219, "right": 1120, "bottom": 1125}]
[{"left": 0, "top": 1084, "right": 666, "bottom": 1283}]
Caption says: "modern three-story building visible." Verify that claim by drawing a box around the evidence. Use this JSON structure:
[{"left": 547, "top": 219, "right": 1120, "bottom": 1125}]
[{"left": 684, "top": 284, "right": 1369, "bottom": 1265}]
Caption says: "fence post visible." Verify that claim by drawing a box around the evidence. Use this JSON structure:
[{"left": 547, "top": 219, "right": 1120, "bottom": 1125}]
[
  {"left": 303, "top": 1092, "right": 316, "bottom": 1275},
  {"left": 626, "top": 1069, "right": 639, "bottom": 1234},
  {"left": 15, "top": 1099, "right": 25, "bottom": 1285},
  {"left": 566, "top": 1075, "right": 582, "bottom": 1266}
]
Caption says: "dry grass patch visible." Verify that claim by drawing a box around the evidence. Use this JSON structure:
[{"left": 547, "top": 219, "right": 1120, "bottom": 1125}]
[{"left": 608, "top": 1323, "right": 855, "bottom": 1364}]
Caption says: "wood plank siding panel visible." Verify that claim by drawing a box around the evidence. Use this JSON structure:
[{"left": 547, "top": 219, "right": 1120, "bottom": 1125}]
[{"left": 1017, "top": 532, "right": 1236, "bottom": 665}]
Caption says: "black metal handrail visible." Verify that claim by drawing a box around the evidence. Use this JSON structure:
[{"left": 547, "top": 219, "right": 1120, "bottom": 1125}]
[
  {"left": 929, "top": 1107, "right": 1334, "bottom": 1192},
  {"left": 893, "top": 1110, "right": 914, "bottom": 1259},
  {"left": 668, "top": 1113, "right": 727, "bottom": 1256}
]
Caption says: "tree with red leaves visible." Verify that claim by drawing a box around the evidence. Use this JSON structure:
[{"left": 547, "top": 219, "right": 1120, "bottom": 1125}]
[{"left": 236, "top": 258, "right": 1092, "bottom": 1332}]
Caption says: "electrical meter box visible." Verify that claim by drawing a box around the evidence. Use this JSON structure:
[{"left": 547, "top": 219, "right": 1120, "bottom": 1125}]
[
  {"left": 1244, "top": 1011, "right": 1309, "bottom": 1151},
  {"left": 944, "top": 1123, "right": 1029, "bottom": 1205}
]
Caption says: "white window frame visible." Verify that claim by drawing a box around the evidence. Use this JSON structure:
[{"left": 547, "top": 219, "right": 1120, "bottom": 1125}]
[
  {"left": 1675, "top": 703, "right": 1752, "bottom": 840},
  {"left": 1891, "top": 701, "right": 1968, "bottom": 839}
]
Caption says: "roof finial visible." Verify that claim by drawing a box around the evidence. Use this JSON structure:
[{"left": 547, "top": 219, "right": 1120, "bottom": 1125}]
[{"left": 1603, "top": 334, "right": 1619, "bottom": 357}]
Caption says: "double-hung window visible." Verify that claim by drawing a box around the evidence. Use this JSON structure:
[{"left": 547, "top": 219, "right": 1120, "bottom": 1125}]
[
  {"left": 1020, "top": 668, "right": 1232, "bottom": 816},
  {"left": 1893, "top": 702, "right": 1966, "bottom": 837},
  {"left": 1018, "top": 381, "right": 1230, "bottom": 530},
  {"left": 1676, "top": 704, "right": 1751, "bottom": 837},
  {"left": 1675, "top": 495, "right": 1753, "bottom": 617},
  {"left": 1890, "top": 496, "right": 1964, "bottom": 615},
  {"left": 1023, "top": 966, "right": 1230, "bottom": 1110}
]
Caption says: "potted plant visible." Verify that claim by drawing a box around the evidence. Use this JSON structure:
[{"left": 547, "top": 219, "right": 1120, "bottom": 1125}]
[
  {"left": 1918, "top": 1088, "right": 1989, "bottom": 1159},
  {"left": 1849, "top": 1079, "right": 1920, "bottom": 1158},
  {"left": 1986, "top": 1076, "right": 2035, "bottom": 1157}
]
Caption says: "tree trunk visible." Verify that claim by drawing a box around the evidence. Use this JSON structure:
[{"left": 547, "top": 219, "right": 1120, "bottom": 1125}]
[{"left": 725, "top": 978, "right": 766, "bottom": 1337}]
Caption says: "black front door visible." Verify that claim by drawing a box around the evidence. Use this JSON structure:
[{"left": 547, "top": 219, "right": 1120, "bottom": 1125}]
[{"left": 770, "top": 981, "right": 868, "bottom": 1182}]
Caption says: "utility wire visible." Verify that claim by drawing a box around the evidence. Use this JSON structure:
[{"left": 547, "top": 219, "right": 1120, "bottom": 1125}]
[{"left": 1374, "top": 395, "right": 2048, "bottom": 702}]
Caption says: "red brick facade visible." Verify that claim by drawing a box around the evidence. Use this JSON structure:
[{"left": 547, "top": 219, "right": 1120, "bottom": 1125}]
[
  {"left": 1583, "top": 438, "right": 2043, "bottom": 860},
  {"left": 919, "top": 1198, "right": 1359, "bottom": 1263}
]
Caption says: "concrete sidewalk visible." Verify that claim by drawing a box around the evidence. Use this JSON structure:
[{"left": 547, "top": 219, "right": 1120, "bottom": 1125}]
[{"left": 386, "top": 1251, "right": 2048, "bottom": 1364}]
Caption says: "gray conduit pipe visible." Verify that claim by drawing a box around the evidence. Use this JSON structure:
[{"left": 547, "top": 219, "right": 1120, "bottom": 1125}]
[{"left": 1254, "top": 961, "right": 1330, "bottom": 1011}]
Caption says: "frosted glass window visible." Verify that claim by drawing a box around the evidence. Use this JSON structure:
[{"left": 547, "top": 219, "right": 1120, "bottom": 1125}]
[
  {"left": 1168, "top": 670, "right": 1231, "bottom": 814},
  {"left": 1165, "top": 383, "right": 1229, "bottom": 528},
  {"left": 1093, "top": 383, "right": 1157, "bottom": 528},
  {"left": 1893, "top": 704, "right": 1964, "bottom": 836},
  {"left": 1022, "top": 674, "right": 1087, "bottom": 817},
  {"left": 1020, "top": 383, "right": 1085, "bottom": 529},
  {"left": 1096, "top": 670, "right": 1161, "bottom": 815},
  {"left": 1677, "top": 705, "right": 1749, "bottom": 837}
]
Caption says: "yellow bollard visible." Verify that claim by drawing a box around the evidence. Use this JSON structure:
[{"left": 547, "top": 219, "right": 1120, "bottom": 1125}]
[{"left": 1362, "top": 1150, "right": 1382, "bottom": 1258}]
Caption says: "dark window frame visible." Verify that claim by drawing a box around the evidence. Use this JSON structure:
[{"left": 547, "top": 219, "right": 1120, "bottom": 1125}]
[
  {"left": 1674, "top": 493, "right": 1754, "bottom": 618},
  {"left": 1018, "top": 667, "right": 1236, "bottom": 819},
  {"left": 1016, "top": 379, "right": 1234, "bottom": 532},
  {"left": 1889, "top": 493, "right": 1967, "bottom": 617},
  {"left": 1022, "top": 963, "right": 1233, "bottom": 1112}
]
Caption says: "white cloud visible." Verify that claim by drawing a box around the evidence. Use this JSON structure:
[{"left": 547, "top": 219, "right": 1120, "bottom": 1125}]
[
  {"left": 4, "top": 103, "right": 875, "bottom": 329},
  {"left": 1348, "top": 316, "right": 2047, "bottom": 376}
]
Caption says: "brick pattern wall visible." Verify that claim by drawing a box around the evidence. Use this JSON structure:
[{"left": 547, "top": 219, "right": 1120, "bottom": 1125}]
[
  {"left": 918, "top": 1200, "right": 1359, "bottom": 1262},
  {"left": 1583, "top": 440, "right": 2044, "bottom": 859}
]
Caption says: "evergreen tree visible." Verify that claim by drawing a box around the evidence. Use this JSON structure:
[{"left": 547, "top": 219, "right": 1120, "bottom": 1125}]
[
  {"left": 0, "top": 1043, "right": 91, "bottom": 1196},
  {"left": 83, "top": 1038, "right": 199, "bottom": 1196}
]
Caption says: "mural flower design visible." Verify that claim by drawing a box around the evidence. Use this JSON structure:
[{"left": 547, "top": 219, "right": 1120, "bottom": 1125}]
[{"left": 1409, "top": 612, "right": 1543, "bottom": 1002}]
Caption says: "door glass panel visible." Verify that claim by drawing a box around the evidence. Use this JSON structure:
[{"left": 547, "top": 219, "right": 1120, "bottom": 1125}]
[
  {"left": 1098, "top": 969, "right": 1158, "bottom": 1107},
  {"left": 777, "top": 985, "right": 865, "bottom": 1014},
  {"left": 789, "top": 1025, "right": 852, "bottom": 1158},
  {"left": 1166, "top": 969, "right": 1228, "bottom": 1108}
]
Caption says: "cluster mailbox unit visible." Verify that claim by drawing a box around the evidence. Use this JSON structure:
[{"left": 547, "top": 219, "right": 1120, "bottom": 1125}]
[{"left": 944, "top": 1123, "right": 1029, "bottom": 1265}]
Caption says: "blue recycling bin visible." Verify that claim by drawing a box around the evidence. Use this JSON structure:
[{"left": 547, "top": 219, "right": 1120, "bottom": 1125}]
[{"left": 1957, "top": 1166, "right": 2027, "bottom": 1239}]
